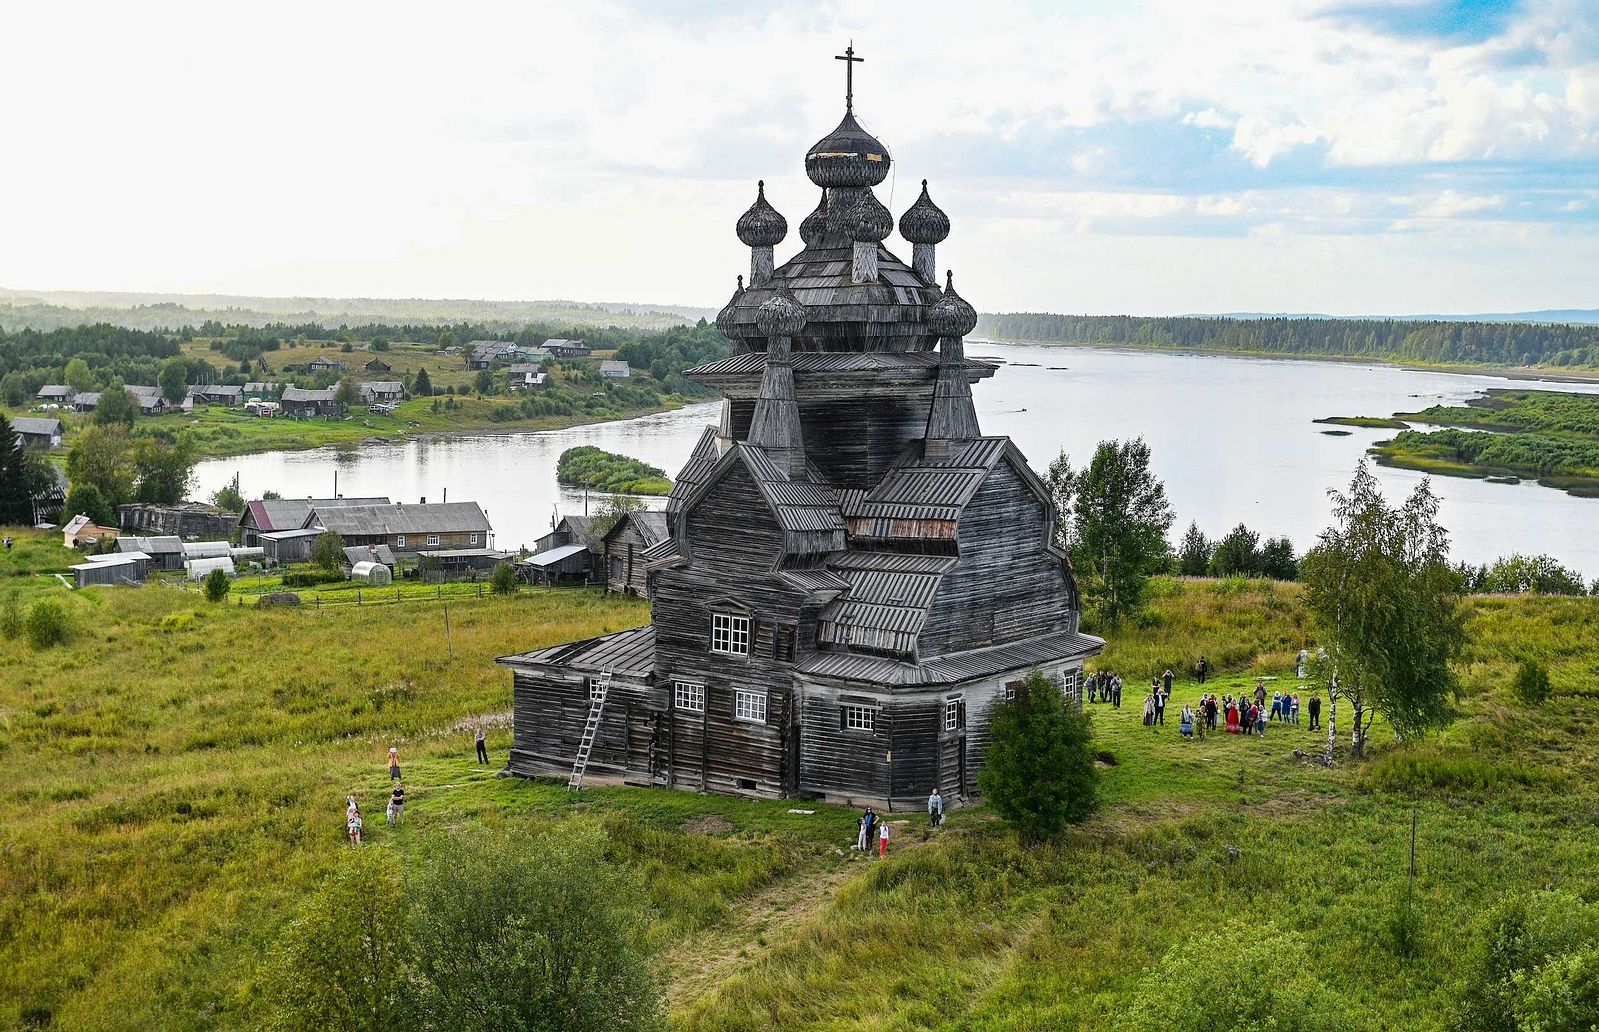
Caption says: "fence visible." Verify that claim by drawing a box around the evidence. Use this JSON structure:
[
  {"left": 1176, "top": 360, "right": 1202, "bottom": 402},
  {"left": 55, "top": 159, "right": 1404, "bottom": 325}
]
[{"left": 235, "top": 582, "right": 500, "bottom": 608}]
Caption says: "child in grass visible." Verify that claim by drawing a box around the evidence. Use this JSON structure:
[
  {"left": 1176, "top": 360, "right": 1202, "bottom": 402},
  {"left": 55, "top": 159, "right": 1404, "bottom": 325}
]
[
  {"left": 1291, "top": 693, "right": 1301, "bottom": 725},
  {"left": 347, "top": 806, "right": 363, "bottom": 846},
  {"left": 878, "top": 819, "right": 890, "bottom": 857}
]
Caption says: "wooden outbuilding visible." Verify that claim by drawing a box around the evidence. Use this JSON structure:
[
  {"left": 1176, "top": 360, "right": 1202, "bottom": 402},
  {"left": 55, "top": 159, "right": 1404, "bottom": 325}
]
[
  {"left": 11, "top": 417, "right": 63, "bottom": 449},
  {"left": 500, "top": 62, "right": 1102, "bottom": 810},
  {"left": 116, "top": 535, "right": 186, "bottom": 572},
  {"left": 602, "top": 510, "right": 669, "bottom": 598},
  {"left": 72, "top": 553, "right": 149, "bottom": 587},
  {"left": 259, "top": 527, "right": 325, "bottom": 565}
]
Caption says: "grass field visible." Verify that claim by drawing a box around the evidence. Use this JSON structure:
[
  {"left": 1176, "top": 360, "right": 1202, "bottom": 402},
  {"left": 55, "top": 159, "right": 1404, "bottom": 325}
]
[{"left": 4, "top": 528, "right": 1599, "bottom": 1030}]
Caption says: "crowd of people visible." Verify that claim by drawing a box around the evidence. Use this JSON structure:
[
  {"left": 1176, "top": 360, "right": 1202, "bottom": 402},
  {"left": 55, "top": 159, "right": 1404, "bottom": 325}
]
[
  {"left": 1087, "top": 659, "right": 1327, "bottom": 741},
  {"left": 342, "top": 729, "right": 497, "bottom": 844}
]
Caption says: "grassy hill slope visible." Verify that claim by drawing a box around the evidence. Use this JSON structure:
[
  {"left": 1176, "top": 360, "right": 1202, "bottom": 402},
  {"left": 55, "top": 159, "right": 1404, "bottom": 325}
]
[{"left": 2, "top": 529, "right": 1597, "bottom": 1029}]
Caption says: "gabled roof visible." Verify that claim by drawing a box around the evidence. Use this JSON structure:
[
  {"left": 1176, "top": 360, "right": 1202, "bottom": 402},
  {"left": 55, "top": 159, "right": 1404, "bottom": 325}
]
[
  {"left": 520, "top": 543, "right": 588, "bottom": 567},
  {"left": 308, "top": 501, "right": 492, "bottom": 536},
  {"left": 841, "top": 437, "right": 1019, "bottom": 542},
  {"left": 72, "top": 392, "right": 101, "bottom": 407},
  {"left": 190, "top": 384, "right": 243, "bottom": 397},
  {"left": 244, "top": 496, "right": 390, "bottom": 532},
  {"left": 600, "top": 360, "right": 630, "bottom": 375},
  {"left": 602, "top": 510, "right": 669, "bottom": 546},
  {"left": 815, "top": 551, "right": 958, "bottom": 655},
  {"left": 676, "top": 441, "right": 846, "bottom": 539},
  {"left": 343, "top": 544, "right": 396, "bottom": 567},
  {"left": 117, "top": 535, "right": 184, "bottom": 555},
  {"left": 359, "top": 381, "right": 403, "bottom": 393},
  {"left": 543, "top": 338, "right": 587, "bottom": 349},
  {"left": 281, "top": 387, "right": 337, "bottom": 403},
  {"left": 547, "top": 514, "right": 602, "bottom": 549},
  {"left": 10, "top": 417, "right": 63, "bottom": 436},
  {"left": 38, "top": 384, "right": 72, "bottom": 398}
]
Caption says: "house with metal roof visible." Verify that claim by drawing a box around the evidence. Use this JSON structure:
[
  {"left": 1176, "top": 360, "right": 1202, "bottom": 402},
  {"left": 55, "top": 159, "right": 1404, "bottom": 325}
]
[
  {"left": 358, "top": 381, "right": 405, "bottom": 405},
  {"left": 237, "top": 495, "right": 391, "bottom": 546},
  {"left": 11, "top": 417, "right": 63, "bottom": 449},
  {"left": 542, "top": 338, "right": 591, "bottom": 357},
  {"left": 37, "top": 384, "right": 72, "bottom": 402},
  {"left": 600, "top": 360, "right": 631, "bottom": 379},
  {"left": 188, "top": 384, "right": 244, "bottom": 407},
  {"left": 279, "top": 386, "right": 343, "bottom": 418},
  {"left": 116, "top": 535, "right": 186, "bottom": 571},
  {"left": 499, "top": 59, "right": 1101, "bottom": 809},
  {"left": 305, "top": 501, "right": 492, "bottom": 555}
]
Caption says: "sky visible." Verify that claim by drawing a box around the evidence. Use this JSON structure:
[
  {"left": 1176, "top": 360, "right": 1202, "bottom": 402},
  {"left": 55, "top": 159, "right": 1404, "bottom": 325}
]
[{"left": 1, "top": 0, "right": 1596, "bottom": 316}]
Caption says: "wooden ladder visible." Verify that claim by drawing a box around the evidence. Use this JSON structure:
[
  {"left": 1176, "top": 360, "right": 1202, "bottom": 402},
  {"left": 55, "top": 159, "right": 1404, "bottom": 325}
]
[{"left": 568, "top": 668, "right": 612, "bottom": 790}]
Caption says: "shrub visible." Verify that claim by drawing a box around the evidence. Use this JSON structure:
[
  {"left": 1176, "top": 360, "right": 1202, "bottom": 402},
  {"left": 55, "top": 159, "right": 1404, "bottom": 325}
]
[
  {"left": 159, "top": 612, "right": 195, "bottom": 633},
  {"left": 1513, "top": 659, "right": 1552, "bottom": 705},
  {"left": 25, "top": 599, "right": 70, "bottom": 648},
  {"left": 281, "top": 570, "right": 345, "bottom": 588},
  {"left": 1117, "top": 920, "right": 1349, "bottom": 1032},
  {"left": 0, "top": 593, "right": 21, "bottom": 639},
  {"left": 203, "top": 567, "right": 231, "bottom": 603},
  {"left": 977, "top": 669, "right": 1098, "bottom": 843},
  {"left": 490, "top": 561, "right": 518, "bottom": 595},
  {"left": 312, "top": 531, "right": 345, "bottom": 571},
  {"left": 1451, "top": 890, "right": 1599, "bottom": 1032}
]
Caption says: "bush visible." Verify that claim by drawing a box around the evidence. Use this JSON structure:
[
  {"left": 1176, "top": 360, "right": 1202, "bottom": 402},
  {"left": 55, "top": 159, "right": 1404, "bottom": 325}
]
[
  {"left": 1451, "top": 890, "right": 1599, "bottom": 1032},
  {"left": 490, "top": 561, "right": 518, "bottom": 595},
  {"left": 977, "top": 669, "right": 1098, "bottom": 843},
  {"left": 1513, "top": 659, "right": 1552, "bottom": 705},
  {"left": 1117, "top": 920, "right": 1350, "bottom": 1032},
  {"left": 203, "top": 567, "right": 231, "bottom": 603},
  {"left": 0, "top": 593, "right": 23, "bottom": 639},
  {"left": 311, "top": 531, "right": 345, "bottom": 571},
  {"left": 25, "top": 599, "right": 70, "bottom": 648}
]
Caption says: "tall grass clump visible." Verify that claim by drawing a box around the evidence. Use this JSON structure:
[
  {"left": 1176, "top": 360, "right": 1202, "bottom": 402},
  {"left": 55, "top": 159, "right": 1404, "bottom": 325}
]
[{"left": 24, "top": 598, "right": 70, "bottom": 648}]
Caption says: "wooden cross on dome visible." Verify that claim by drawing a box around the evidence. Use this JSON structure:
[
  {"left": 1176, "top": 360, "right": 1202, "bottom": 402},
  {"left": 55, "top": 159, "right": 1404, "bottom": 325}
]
[{"left": 835, "top": 43, "right": 863, "bottom": 113}]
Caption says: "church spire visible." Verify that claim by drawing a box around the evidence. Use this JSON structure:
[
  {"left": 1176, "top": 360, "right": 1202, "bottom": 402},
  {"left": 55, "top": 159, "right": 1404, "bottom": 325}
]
[{"left": 748, "top": 290, "right": 809, "bottom": 477}]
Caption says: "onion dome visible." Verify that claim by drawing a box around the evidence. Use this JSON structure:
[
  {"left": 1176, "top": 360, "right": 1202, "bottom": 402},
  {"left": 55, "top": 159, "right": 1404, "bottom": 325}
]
[
  {"left": 927, "top": 271, "right": 978, "bottom": 337},
  {"left": 899, "top": 180, "right": 950, "bottom": 245},
  {"left": 844, "top": 189, "right": 893, "bottom": 243},
  {"left": 805, "top": 112, "right": 891, "bottom": 188},
  {"left": 735, "top": 181, "right": 788, "bottom": 247},
  {"left": 715, "top": 276, "right": 745, "bottom": 338},
  {"left": 799, "top": 190, "right": 829, "bottom": 247},
  {"left": 755, "top": 289, "right": 807, "bottom": 337}
]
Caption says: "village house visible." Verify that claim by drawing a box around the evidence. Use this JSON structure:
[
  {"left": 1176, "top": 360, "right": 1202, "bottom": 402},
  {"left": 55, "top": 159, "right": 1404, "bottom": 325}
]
[
  {"left": 499, "top": 69, "right": 1102, "bottom": 808},
  {"left": 359, "top": 380, "right": 405, "bottom": 405},
  {"left": 71, "top": 392, "right": 101, "bottom": 413},
  {"left": 602, "top": 509, "right": 669, "bottom": 598},
  {"left": 243, "top": 382, "right": 282, "bottom": 397},
  {"left": 280, "top": 386, "right": 343, "bottom": 418},
  {"left": 505, "top": 363, "right": 547, "bottom": 389},
  {"left": 125, "top": 385, "right": 168, "bottom": 414},
  {"left": 519, "top": 514, "right": 601, "bottom": 585},
  {"left": 118, "top": 501, "right": 237, "bottom": 540},
  {"left": 363, "top": 357, "right": 392, "bottom": 373},
  {"left": 236, "top": 495, "right": 391, "bottom": 546},
  {"left": 36, "top": 384, "right": 73, "bottom": 403},
  {"left": 62, "top": 514, "right": 118, "bottom": 549},
  {"left": 188, "top": 384, "right": 244, "bottom": 407},
  {"left": 115, "top": 535, "right": 186, "bottom": 572},
  {"left": 11, "top": 417, "right": 63, "bottom": 449},
  {"left": 307, "top": 356, "right": 348, "bottom": 374},
  {"left": 600, "top": 360, "right": 631, "bottom": 379},
  {"left": 542, "top": 338, "right": 591, "bottom": 358},
  {"left": 304, "top": 501, "right": 493, "bottom": 555},
  {"left": 416, "top": 547, "right": 515, "bottom": 580},
  {"left": 465, "top": 340, "right": 518, "bottom": 369}
]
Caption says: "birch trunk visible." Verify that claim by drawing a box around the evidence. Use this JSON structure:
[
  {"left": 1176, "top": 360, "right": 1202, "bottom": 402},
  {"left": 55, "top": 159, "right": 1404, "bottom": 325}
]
[{"left": 1323, "top": 688, "right": 1339, "bottom": 767}]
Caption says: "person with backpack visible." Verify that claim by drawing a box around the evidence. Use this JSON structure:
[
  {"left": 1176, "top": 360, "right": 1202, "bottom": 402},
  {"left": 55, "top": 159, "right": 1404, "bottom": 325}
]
[{"left": 928, "top": 787, "right": 945, "bottom": 828}]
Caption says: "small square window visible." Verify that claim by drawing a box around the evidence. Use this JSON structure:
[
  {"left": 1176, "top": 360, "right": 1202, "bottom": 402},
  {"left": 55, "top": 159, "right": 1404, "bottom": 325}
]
[
  {"left": 841, "top": 705, "right": 875, "bottom": 732},
  {"left": 711, "top": 613, "right": 750, "bottom": 656},
  {"left": 1004, "top": 682, "right": 1018, "bottom": 701},
  {"left": 427, "top": 534, "right": 441, "bottom": 546},
  {"left": 734, "top": 689, "right": 767, "bottom": 723},
  {"left": 588, "top": 677, "right": 606, "bottom": 701},
  {"left": 469, "top": 533, "right": 479, "bottom": 546},
  {"left": 395, "top": 534, "right": 406, "bottom": 548},
  {"left": 674, "top": 680, "right": 705, "bottom": 713}
]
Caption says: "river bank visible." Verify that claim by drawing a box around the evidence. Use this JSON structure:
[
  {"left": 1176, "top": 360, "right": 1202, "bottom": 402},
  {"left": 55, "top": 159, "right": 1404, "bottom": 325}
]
[{"left": 978, "top": 336, "right": 1599, "bottom": 384}]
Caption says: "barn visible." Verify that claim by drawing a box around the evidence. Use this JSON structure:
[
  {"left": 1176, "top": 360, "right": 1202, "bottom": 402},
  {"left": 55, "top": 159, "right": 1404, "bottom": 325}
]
[
  {"left": 499, "top": 64, "right": 1102, "bottom": 810},
  {"left": 602, "top": 510, "right": 669, "bottom": 598}
]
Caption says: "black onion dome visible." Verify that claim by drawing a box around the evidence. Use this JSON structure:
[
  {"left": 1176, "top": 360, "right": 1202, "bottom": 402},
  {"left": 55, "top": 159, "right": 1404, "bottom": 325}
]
[
  {"left": 715, "top": 276, "right": 745, "bottom": 338},
  {"left": 799, "top": 190, "right": 829, "bottom": 247},
  {"left": 755, "top": 288, "right": 807, "bottom": 337},
  {"left": 805, "top": 112, "right": 891, "bottom": 188},
  {"left": 899, "top": 180, "right": 950, "bottom": 245},
  {"left": 928, "top": 271, "right": 978, "bottom": 337},
  {"left": 735, "top": 181, "right": 787, "bottom": 247},
  {"left": 844, "top": 189, "right": 893, "bottom": 243}
]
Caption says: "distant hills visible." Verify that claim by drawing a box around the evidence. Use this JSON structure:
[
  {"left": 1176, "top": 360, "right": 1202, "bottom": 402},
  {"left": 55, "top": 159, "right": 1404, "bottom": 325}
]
[{"left": 0, "top": 287, "right": 714, "bottom": 335}]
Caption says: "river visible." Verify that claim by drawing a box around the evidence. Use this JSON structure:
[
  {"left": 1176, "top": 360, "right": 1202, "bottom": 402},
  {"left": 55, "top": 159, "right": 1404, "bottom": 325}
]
[{"left": 192, "top": 344, "right": 1599, "bottom": 576}]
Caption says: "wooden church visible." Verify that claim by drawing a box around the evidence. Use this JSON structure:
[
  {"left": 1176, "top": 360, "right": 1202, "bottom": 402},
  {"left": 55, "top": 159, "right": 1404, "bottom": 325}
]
[{"left": 500, "top": 50, "right": 1104, "bottom": 810}]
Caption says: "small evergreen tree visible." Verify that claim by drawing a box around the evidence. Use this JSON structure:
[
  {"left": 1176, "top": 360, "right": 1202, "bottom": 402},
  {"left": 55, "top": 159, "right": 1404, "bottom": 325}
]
[
  {"left": 413, "top": 367, "right": 433, "bottom": 397},
  {"left": 1259, "top": 536, "right": 1299, "bottom": 580},
  {"left": 1176, "top": 521, "right": 1211, "bottom": 576},
  {"left": 1068, "top": 438, "right": 1174, "bottom": 625},
  {"left": 159, "top": 357, "right": 189, "bottom": 405},
  {"left": 63, "top": 483, "right": 113, "bottom": 527},
  {"left": 0, "top": 415, "right": 33, "bottom": 525},
  {"left": 1513, "top": 659, "right": 1551, "bottom": 705},
  {"left": 203, "top": 567, "right": 231, "bottom": 602},
  {"left": 1208, "top": 523, "right": 1261, "bottom": 577},
  {"left": 978, "top": 669, "right": 1098, "bottom": 844},
  {"left": 490, "top": 561, "right": 518, "bottom": 595},
  {"left": 25, "top": 599, "right": 70, "bottom": 648}
]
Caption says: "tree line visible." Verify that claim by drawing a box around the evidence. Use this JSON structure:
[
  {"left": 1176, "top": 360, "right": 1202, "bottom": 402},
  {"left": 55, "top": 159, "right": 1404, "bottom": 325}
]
[{"left": 979, "top": 313, "right": 1599, "bottom": 368}]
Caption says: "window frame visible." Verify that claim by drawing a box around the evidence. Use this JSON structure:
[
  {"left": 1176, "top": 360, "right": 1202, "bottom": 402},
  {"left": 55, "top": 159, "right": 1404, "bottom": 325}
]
[
  {"left": 840, "top": 704, "right": 876, "bottom": 733},
  {"left": 588, "top": 676, "right": 605, "bottom": 701},
  {"left": 468, "top": 533, "right": 479, "bottom": 546},
  {"left": 395, "top": 534, "right": 406, "bottom": 548},
  {"left": 710, "top": 612, "right": 751, "bottom": 657},
  {"left": 733, "top": 688, "right": 767, "bottom": 724},
  {"left": 944, "top": 695, "right": 966, "bottom": 733},
  {"left": 427, "top": 533, "right": 441, "bottom": 547},
  {"left": 674, "top": 680, "right": 705, "bottom": 713}
]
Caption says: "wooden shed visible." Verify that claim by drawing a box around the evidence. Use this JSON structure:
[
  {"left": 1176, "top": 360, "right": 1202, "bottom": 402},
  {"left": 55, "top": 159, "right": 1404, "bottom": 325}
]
[
  {"left": 73, "top": 553, "right": 150, "bottom": 587},
  {"left": 259, "top": 528, "right": 324, "bottom": 565},
  {"left": 602, "top": 510, "right": 670, "bottom": 598}
]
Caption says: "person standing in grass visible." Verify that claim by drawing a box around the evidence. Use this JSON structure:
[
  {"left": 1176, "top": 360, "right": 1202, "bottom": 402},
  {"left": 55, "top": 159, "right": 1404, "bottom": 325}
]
[
  {"left": 387, "top": 746, "right": 401, "bottom": 781},
  {"left": 387, "top": 783, "right": 405, "bottom": 826},
  {"left": 1112, "top": 674, "right": 1123, "bottom": 709},
  {"left": 878, "top": 819, "right": 890, "bottom": 857},
  {"left": 1255, "top": 702, "right": 1267, "bottom": 736},
  {"left": 1270, "top": 691, "right": 1282, "bottom": 722},
  {"left": 1291, "top": 692, "right": 1301, "bottom": 726},
  {"left": 1197, "top": 655, "right": 1209, "bottom": 684},
  {"left": 1179, "top": 704, "right": 1194, "bottom": 738},
  {"left": 863, "top": 807, "right": 877, "bottom": 850},
  {"left": 1162, "top": 668, "right": 1174, "bottom": 696},
  {"left": 1154, "top": 678, "right": 1168, "bottom": 726},
  {"left": 928, "top": 787, "right": 944, "bottom": 828},
  {"left": 855, "top": 813, "right": 868, "bottom": 851},
  {"left": 1225, "top": 698, "right": 1240, "bottom": 734},
  {"left": 1142, "top": 692, "right": 1155, "bottom": 728},
  {"left": 347, "top": 805, "right": 363, "bottom": 846},
  {"left": 1308, "top": 694, "right": 1322, "bottom": 731},
  {"left": 475, "top": 727, "right": 488, "bottom": 765}
]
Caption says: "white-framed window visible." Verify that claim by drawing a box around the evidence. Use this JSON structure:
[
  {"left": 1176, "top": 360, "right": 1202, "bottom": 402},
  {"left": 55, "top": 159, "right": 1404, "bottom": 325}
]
[
  {"left": 1004, "top": 681, "right": 1019, "bottom": 701},
  {"left": 674, "top": 680, "right": 705, "bottom": 713},
  {"left": 711, "top": 613, "right": 750, "bottom": 656},
  {"left": 841, "top": 704, "right": 875, "bottom": 732},
  {"left": 469, "top": 533, "right": 479, "bottom": 545},
  {"left": 588, "top": 677, "right": 605, "bottom": 700},
  {"left": 734, "top": 689, "right": 767, "bottom": 723},
  {"left": 427, "top": 534, "right": 441, "bottom": 546},
  {"left": 395, "top": 534, "right": 406, "bottom": 548},
  {"left": 944, "top": 696, "right": 965, "bottom": 732}
]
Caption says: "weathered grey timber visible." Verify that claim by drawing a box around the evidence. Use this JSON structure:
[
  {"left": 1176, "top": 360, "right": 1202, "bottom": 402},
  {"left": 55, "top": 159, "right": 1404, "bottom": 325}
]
[{"left": 502, "top": 49, "right": 1103, "bottom": 810}]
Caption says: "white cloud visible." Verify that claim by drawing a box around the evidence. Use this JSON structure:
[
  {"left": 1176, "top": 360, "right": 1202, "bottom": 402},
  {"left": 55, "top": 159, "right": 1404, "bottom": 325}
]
[{"left": 1415, "top": 190, "right": 1506, "bottom": 218}]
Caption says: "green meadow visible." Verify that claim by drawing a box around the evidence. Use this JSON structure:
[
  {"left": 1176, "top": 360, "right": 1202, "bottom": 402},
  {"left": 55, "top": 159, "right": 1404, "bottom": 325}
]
[{"left": 4, "top": 529, "right": 1599, "bottom": 1029}]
